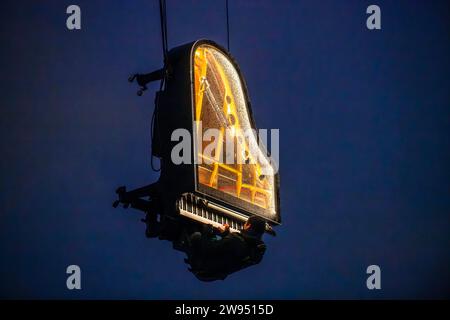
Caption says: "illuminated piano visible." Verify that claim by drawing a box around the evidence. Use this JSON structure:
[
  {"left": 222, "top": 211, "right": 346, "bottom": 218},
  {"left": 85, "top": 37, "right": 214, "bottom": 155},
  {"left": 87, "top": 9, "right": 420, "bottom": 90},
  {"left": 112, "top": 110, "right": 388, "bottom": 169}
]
[{"left": 114, "top": 40, "right": 280, "bottom": 245}]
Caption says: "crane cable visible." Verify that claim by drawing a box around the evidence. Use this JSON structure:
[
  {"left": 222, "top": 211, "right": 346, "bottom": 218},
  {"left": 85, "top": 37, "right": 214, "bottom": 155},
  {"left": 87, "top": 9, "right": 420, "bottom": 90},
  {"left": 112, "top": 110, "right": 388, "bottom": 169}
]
[
  {"left": 150, "top": 0, "right": 169, "bottom": 172},
  {"left": 159, "top": 0, "right": 169, "bottom": 63}
]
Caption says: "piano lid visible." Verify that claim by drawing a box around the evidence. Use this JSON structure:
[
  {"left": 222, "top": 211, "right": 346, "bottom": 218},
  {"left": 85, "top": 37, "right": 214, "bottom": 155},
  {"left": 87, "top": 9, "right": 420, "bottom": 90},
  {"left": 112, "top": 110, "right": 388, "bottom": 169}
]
[{"left": 192, "top": 43, "right": 280, "bottom": 223}]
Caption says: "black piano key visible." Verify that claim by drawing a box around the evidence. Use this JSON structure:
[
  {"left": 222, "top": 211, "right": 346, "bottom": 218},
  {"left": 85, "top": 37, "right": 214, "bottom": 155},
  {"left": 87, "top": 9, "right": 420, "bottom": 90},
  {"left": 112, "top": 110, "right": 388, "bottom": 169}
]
[{"left": 192, "top": 197, "right": 195, "bottom": 213}]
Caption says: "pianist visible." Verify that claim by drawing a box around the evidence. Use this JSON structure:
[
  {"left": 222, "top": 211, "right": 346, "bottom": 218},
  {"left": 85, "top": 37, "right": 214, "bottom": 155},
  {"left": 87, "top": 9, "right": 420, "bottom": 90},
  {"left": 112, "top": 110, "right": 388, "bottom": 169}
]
[{"left": 185, "top": 215, "right": 267, "bottom": 281}]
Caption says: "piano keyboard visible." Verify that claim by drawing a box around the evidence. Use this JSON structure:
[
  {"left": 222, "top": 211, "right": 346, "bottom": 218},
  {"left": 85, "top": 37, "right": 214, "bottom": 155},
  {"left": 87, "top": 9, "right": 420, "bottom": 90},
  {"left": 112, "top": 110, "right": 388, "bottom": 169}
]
[{"left": 177, "top": 193, "right": 247, "bottom": 233}]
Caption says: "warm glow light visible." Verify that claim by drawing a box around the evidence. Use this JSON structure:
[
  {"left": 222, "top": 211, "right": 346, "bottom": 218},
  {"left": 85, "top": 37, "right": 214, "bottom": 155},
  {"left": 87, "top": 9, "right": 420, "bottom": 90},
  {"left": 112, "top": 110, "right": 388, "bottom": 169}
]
[
  {"left": 193, "top": 44, "right": 276, "bottom": 218},
  {"left": 230, "top": 126, "right": 236, "bottom": 136}
]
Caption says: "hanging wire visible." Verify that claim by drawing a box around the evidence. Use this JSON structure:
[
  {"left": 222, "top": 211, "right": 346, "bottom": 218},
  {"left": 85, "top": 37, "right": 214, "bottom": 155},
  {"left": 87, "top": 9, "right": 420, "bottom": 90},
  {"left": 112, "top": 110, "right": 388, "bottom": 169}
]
[
  {"left": 226, "top": 0, "right": 230, "bottom": 51},
  {"left": 159, "top": 0, "right": 169, "bottom": 64},
  {"left": 150, "top": 0, "right": 169, "bottom": 172}
]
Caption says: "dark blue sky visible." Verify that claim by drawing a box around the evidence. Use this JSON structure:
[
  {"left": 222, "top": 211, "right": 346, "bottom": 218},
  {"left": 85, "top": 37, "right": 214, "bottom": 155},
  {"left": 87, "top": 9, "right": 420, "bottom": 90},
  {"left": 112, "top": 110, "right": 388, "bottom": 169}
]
[{"left": 1, "top": 0, "right": 449, "bottom": 299}]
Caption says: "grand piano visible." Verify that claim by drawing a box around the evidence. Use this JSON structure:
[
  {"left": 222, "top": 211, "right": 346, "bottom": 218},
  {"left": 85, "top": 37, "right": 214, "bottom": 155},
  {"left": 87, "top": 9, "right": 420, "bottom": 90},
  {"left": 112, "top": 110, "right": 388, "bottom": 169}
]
[{"left": 114, "top": 39, "right": 280, "bottom": 251}]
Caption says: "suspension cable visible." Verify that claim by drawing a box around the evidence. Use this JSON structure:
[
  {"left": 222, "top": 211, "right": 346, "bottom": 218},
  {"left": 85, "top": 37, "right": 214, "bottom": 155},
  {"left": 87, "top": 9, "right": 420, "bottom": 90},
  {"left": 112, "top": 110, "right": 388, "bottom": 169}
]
[
  {"left": 226, "top": 0, "right": 230, "bottom": 51},
  {"left": 150, "top": 0, "right": 169, "bottom": 172},
  {"left": 159, "top": 0, "right": 169, "bottom": 64}
]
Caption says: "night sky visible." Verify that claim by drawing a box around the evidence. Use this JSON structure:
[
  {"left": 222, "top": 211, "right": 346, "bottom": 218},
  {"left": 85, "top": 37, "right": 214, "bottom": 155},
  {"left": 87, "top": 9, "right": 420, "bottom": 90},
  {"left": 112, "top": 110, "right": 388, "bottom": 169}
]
[{"left": 1, "top": 0, "right": 449, "bottom": 299}]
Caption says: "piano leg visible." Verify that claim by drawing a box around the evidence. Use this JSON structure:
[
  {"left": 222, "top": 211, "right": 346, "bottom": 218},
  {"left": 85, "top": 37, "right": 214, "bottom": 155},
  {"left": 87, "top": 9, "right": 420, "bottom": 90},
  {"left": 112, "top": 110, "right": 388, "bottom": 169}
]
[
  {"left": 115, "top": 182, "right": 159, "bottom": 203},
  {"left": 143, "top": 209, "right": 160, "bottom": 238},
  {"left": 129, "top": 198, "right": 155, "bottom": 212},
  {"left": 114, "top": 183, "right": 162, "bottom": 213},
  {"left": 113, "top": 183, "right": 162, "bottom": 238},
  {"left": 127, "top": 198, "right": 162, "bottom": 238}
]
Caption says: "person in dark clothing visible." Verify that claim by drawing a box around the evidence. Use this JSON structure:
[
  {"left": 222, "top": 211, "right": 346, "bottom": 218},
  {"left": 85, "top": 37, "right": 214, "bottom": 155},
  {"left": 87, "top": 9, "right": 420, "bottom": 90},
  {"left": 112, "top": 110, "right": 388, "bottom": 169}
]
[{"left": 185, "top": 215, "right": 267, "bottom": 281}]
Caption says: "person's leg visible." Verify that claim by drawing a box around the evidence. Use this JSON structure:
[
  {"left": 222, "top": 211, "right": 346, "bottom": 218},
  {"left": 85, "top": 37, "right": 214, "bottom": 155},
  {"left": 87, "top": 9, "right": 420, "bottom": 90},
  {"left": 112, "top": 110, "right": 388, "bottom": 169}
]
[
  {"left": 185, "top": 231, "right": 204, "bottom": 270},
  {"left": 189, "top": 232, "right": 202, "bottom": 251}
]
